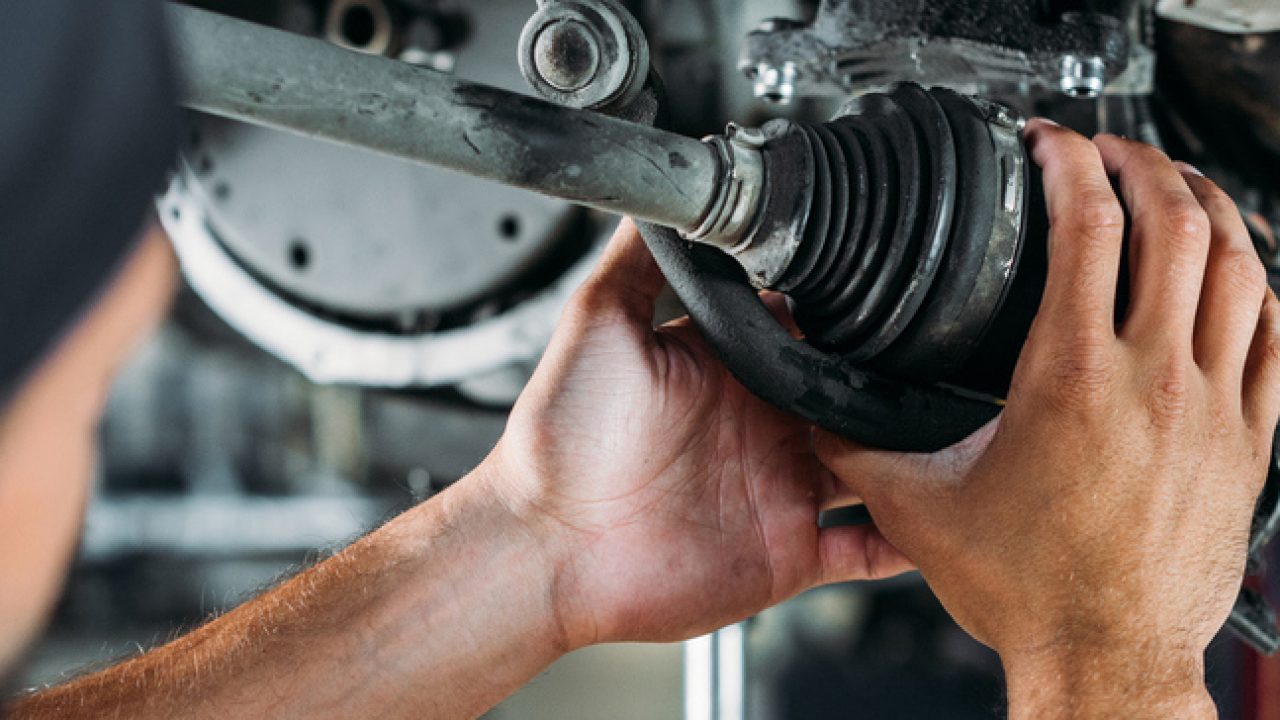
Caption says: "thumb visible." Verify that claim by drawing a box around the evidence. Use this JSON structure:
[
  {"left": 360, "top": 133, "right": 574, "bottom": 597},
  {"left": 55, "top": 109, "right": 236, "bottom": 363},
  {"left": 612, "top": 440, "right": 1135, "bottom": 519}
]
[
  {"left": 759, "top": 291, "right": 802, "bottom": 339},
  {"left": 570, "top": 218, "right": 667, "bottom": 328},
  {"left": 812, "top": 430, "right": 932, "bottom": 514},
  {"left": 818, "top": 524, "right": 915, "bottom": 584},
  {"left": 813, "top": 416, "right": 1000, "bottom": 518}
]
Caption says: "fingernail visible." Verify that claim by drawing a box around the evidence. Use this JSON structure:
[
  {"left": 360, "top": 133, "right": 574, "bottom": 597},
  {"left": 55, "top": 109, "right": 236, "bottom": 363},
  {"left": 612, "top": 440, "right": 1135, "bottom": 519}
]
[
  {"left": 1031, "top": 117, "right": 1060, "bottom": 127},
  {"left": 1175, "top": 161, "right": 1204, "bottom": 177}
]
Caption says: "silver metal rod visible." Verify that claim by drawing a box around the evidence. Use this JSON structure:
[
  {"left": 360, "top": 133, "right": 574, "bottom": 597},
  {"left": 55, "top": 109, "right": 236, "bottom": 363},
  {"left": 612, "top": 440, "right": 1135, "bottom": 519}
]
[
  {"left": 683, "top": 624, "right": 746, "bottom": 720},
  {"left": 164, "top": 4, "right": 721, "bottom": 232}
]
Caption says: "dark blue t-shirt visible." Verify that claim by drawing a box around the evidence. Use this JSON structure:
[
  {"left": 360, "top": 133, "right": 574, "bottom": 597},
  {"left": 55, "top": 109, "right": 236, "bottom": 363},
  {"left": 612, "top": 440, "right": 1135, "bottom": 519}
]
[{"left": 0, "top": 0, "right": 179, "bottom": 405}]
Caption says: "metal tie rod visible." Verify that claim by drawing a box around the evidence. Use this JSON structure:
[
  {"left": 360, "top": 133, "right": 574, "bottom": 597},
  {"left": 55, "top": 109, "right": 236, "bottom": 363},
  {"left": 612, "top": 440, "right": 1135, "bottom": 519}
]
[{"left": 164, "top": 4, "right": 721, "bottom": 233}]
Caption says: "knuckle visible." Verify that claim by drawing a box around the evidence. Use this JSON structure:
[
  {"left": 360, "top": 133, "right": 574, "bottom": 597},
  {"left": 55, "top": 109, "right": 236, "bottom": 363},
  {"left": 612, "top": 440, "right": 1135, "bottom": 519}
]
[
  {"left": 1159, "top": 198, "right": 1211, "bottom": 242},
  {"left": 1261, "top": 328, "right": 1280, "bottom": 371},
  {"left": 1217, "top": 250, "right": 1268, "bottom": 297},
  {"left": 1059, "top": 191, "right": 1125, "bottom": 234},
  {"left": 1143, "top": 358, "right": 1196, "bottom": 428},
  {"left": 1195, "top": 177, "right": 1233, "bottom": 209},
  {"left": 1035, "top": 339, "right": 1118, "bottom": 411},
  {"left": 1268, "top": 320, "right": 1280, "bottom": 356},
  {"left": 1146, "top": 376, "right": 1192, "bottom": 428},
  {"left": 1052, "top": 194, "right": 1125, "bottom": 258}
]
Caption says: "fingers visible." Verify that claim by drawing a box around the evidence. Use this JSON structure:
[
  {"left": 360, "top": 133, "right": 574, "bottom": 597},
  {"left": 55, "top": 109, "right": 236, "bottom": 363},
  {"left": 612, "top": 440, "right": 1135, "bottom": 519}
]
[
  {"left": 818, "top": 524, "right": 915, "bottom": 583},
  {"left": 1094, "top": 135, "right": 1212, "bottom": 347},
  {"left": 811, "top": 453, "right": 915, "bottom": 582},
  {"left": 1177, "top": 166, "right": 1270, "bottom": 385},
  {"left": 812, "top": 430, "right": 924, "bottom": 514},
  {"left": 760, "top": 291, "right": 802, "bottom": 339},
  {"left": 1244, "top": 291, "right": 1280, "bottom": 432},
  {"left": 813, "top": 416, "right": 998, "bottom": 503},
  {"left": 572, "top": 218, "right": 668, "bottom": 326},
  {"left": 1024, "top": 120, "right": 1126, "bottom": 340},
  {"left": 814, "top": 465, "right": 862, "bottom": 512}
]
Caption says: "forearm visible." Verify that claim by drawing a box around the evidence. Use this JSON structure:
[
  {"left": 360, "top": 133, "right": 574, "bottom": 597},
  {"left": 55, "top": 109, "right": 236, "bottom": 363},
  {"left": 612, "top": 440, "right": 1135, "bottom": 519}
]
[
  {"left": 8, "top": 459, "right": 568, "bottom": 720},
  {"left": 1003, "top": 644, "right": 1217, "bottom": 720}
]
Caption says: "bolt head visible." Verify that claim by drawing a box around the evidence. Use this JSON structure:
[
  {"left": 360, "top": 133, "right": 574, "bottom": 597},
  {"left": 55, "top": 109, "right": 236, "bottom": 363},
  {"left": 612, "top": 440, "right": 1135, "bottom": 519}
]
[
  {"left": 533, "top": 20, "right": 601, "bottom": 92},
  {"left": 1059, "top": 55, "right": 1106, "bottom": 99},
  {"left": 753, "top": 62, "right": 798, "bottom": 105}
]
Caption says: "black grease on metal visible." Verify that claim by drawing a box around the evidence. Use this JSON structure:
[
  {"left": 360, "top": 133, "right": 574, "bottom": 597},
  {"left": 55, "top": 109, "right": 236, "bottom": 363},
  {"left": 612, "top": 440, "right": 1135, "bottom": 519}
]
[{"left": 446, "top": 80, "right": 698, "bottom": 209}]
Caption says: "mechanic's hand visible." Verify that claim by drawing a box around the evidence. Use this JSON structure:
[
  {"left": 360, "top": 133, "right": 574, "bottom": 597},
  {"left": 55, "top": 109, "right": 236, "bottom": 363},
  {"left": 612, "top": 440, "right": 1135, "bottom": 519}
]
[
  {"left": 816, "top": 123, "right": 1280, "bottom": 716},
  {"left": 484, "top": 219, "right": 910, "bottom": 649}
]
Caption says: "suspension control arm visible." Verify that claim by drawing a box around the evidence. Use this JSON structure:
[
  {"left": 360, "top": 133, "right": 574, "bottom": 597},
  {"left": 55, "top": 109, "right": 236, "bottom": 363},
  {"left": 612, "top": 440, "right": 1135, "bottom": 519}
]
[{"left": 164, "top": 4, "right": 721, "bottom": 234}]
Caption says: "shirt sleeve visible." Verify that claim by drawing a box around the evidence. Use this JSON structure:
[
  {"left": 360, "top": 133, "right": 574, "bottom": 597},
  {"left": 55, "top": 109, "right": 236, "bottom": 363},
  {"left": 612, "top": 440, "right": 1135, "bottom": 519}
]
[{"left": 0, "top": 0, "right": 181, "bottom": 405}]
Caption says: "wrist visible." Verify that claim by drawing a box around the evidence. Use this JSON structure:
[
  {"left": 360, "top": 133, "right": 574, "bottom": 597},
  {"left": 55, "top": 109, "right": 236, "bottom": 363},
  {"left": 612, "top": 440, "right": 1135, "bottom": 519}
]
[
  {"left": 464, "top": 445, "right": 598, "bottom": 652},
  {"left": 1002, "top": 642, "right": 1214, "bottom": 720}
]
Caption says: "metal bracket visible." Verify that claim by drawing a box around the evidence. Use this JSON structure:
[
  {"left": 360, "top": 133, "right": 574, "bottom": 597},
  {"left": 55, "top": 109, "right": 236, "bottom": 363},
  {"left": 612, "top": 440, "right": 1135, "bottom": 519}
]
[{"left": 738, "top": 0, "right": 1141, "bottom": 100}]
